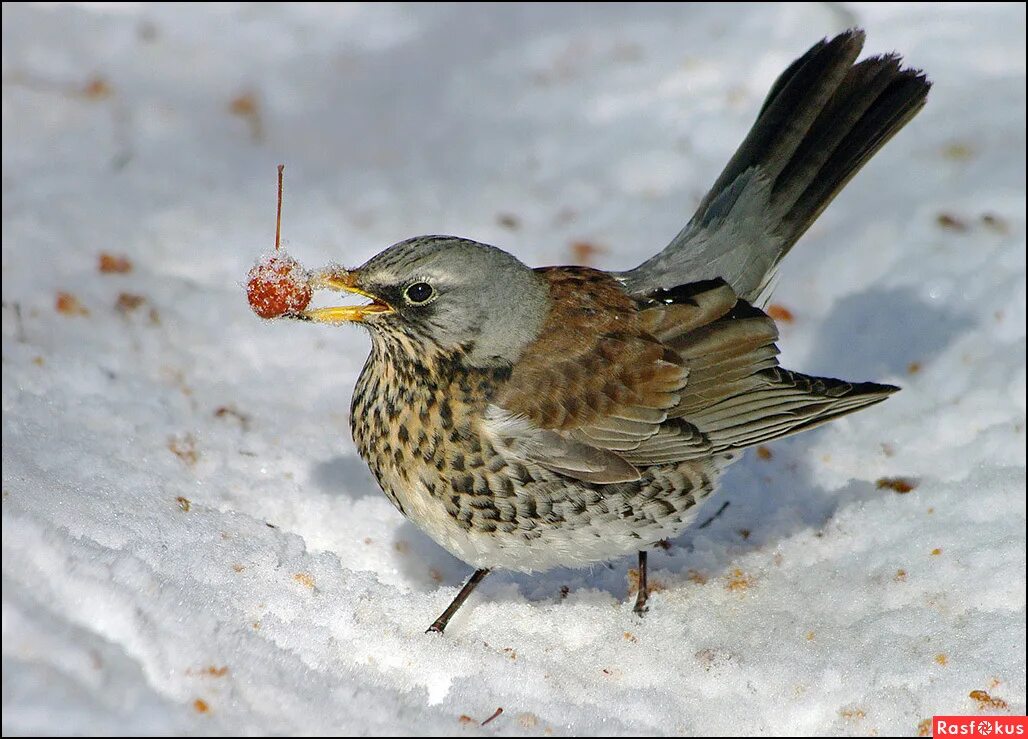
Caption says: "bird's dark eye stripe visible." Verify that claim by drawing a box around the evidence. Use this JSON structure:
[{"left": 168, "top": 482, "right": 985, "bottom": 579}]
[{"left": 405, "top": 282, "right": 434, "bottom": 304}]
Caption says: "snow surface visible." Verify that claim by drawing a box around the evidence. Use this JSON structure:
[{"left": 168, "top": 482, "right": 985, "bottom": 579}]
[{"left": 3, "top": 2, "right": 1025, "bottom": 735}]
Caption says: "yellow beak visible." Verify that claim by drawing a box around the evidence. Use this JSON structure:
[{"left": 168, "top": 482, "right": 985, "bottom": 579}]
[{"left": 301, "top": 269, "right": 394, "bottom": 324}]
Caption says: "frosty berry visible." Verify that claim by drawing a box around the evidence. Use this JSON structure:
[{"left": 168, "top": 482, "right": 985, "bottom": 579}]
[{"left": 247, "top": 253, "right": 311, "bottom": 318}]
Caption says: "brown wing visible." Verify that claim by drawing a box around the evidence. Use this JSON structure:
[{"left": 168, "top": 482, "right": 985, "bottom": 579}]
[
  {"left": 486, "top": 269, "right": 896, "bottom": 484},
  {"left": 487, "top": 268, "right": 687, "bottom": 483}
]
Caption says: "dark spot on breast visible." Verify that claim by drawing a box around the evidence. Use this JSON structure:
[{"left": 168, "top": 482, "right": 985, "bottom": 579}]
[
  {"left": 488, "top": 456, "right": 507, "bottom": 473},
  {"left": 439, "top": 400, "right": 453, "bottom": 429}
]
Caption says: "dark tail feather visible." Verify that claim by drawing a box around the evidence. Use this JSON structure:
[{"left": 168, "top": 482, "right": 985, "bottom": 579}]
[
  {"left": 731, "top": 29, "right": 933, "bottom": 256},
  {"left": 622, "top": 30, "right": 931, "bottom": 304},
  {"left": 693, "top": 30, "right": 865, "bottom": 219},
  {"left": 779, "top": 62, "right": 931, "bottom": 244},
  {"left": 711, "top": 27, "right": 931, "bottom": 256}
]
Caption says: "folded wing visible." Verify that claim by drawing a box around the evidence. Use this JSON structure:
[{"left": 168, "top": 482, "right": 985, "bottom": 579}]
[{"left": 484, "top": 270, "right": 896, "bottom": 484}]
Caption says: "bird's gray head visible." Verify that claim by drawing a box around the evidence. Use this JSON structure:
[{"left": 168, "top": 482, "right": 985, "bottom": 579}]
[{"left": 306, "top": 236, "right": 550, "bottom": 367}]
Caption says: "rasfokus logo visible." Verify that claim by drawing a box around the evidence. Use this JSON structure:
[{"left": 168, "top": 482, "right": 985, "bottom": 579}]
[{"left": 933, "top": 717, "right": 1027, "bottom": 736}]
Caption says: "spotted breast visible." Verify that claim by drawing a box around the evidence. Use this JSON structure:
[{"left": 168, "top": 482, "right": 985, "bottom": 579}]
[{"left": 349, "top": 267, "right": 727, "bottom": 572}]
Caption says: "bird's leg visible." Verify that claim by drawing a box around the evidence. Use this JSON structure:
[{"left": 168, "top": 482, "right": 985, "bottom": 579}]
[
  {"left": 426, "top": 568, "right": 490, "bottom": 634},
  {"left": 633, "top": 550, "right": 649, "bottom": 615}
]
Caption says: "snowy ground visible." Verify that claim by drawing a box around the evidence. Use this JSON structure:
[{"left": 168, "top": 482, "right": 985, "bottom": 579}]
[{"left": 2, "top": 3, "right": 1025, "bottom": 736}]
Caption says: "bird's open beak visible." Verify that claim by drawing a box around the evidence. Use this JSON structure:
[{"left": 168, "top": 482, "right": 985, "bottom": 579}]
[{"left": 298, "top": 269, "right": 394, "bottom": 324}]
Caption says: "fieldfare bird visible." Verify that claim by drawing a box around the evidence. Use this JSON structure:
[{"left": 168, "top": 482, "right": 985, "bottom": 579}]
[{"left": 286, "top": 30, "right": 930, "bottom": 632}]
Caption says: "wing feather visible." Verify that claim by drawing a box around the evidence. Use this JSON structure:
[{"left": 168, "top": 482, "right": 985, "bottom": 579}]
[{"left": 485, "top": 269, "right": 894, "bottom": 483}]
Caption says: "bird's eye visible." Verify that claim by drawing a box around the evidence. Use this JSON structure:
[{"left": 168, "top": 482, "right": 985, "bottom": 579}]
[{"left": 404, "top": 281, "right": 434, "bottom": 304}]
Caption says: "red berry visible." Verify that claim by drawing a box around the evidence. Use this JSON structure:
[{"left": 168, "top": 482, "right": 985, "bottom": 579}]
[{"left": 247, "top": 253, "right": 311, "bottom": 319}]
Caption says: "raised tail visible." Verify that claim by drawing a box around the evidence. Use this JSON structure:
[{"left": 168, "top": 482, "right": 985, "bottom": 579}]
[{"left": 621, "top": 29, "right": 931, "bottom": 305}]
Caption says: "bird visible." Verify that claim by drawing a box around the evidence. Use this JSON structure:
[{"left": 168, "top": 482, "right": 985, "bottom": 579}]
[{"left": 286, "top": 29, "right": 930, "bottom": 633}]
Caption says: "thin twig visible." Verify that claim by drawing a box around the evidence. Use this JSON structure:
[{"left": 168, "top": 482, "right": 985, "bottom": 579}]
[
  {"left": 275, "top": 164, "right": 284, "bottom": 250},
  {"left": 481, "top": 707, "right": 503, "bottom": 726},
  {"left": 697, "top": 500, "right": 730, "bottom": 529}
]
